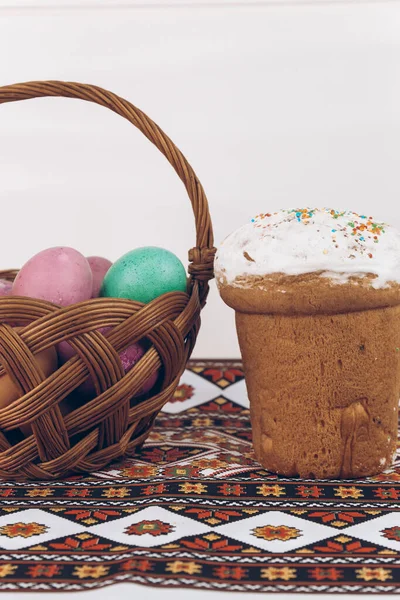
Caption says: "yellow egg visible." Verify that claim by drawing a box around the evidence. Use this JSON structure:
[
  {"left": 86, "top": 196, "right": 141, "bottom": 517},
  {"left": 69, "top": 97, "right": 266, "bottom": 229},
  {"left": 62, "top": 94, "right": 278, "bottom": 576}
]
[{"left": 0, "top": 345, "right": 58, "bottom": 437}]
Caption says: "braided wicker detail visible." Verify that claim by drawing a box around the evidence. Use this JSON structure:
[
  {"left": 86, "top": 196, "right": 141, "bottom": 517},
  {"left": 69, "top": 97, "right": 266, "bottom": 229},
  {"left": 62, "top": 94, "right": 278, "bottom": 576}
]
[{"left": 0, "top": 81, "right": 215, "bottom": 480}]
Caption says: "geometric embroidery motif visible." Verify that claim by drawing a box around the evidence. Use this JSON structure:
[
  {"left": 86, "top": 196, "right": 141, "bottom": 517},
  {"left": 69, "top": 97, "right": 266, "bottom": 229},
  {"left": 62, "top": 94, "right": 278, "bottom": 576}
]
[
  {"left": 381, "top": 526, "right": 400, "bottom": 542},
  {"left": 0, "top": 523, "right": 48, "bottom": 538},
  {"left": 125, "top": 521, "right": 174, "bottom": 537},
  {"left": 171, "top": 384, "right": 195, "bottom": 403},
  {"left": 252, "top": 525, "right": 301, "bottom": 542}
]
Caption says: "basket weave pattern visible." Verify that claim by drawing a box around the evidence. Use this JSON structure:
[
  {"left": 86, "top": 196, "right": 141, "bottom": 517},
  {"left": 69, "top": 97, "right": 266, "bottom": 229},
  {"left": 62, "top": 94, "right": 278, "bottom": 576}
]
[{"left": 0, "top": 81, "right": 215, "bottom": 480}]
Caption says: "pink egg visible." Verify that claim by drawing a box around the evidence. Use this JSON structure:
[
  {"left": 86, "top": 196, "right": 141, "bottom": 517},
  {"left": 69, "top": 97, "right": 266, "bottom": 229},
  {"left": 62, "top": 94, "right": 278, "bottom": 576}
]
[
  {"left": 0, "top": 279, "right": 12, "bottom": 296},
  {"left": 13, "top": 247, "right": 93, "bottom": 306},
  {"left": 87, "top": 256, "right": 113, "bottom": 298},
  {"left": 58, "top": 327, "right": 158, "bottom": 397}
]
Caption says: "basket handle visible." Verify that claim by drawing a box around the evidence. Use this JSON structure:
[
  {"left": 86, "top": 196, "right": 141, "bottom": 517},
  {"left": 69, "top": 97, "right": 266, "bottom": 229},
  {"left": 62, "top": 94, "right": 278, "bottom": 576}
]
[{"left": 0, "top": 80, "right": 215, "bottom": 291}]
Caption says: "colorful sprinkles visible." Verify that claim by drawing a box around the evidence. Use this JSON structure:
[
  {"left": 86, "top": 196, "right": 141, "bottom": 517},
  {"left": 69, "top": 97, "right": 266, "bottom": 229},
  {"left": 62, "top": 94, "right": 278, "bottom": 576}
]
[{"left": 251, "top": 208, "right": 387, "bottom": 260}]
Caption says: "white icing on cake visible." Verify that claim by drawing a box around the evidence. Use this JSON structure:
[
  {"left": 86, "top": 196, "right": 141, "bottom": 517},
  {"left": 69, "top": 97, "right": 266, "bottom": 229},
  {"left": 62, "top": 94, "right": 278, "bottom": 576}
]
[{"left": 215, "top": 208, "right": 400, "bottom": 288}]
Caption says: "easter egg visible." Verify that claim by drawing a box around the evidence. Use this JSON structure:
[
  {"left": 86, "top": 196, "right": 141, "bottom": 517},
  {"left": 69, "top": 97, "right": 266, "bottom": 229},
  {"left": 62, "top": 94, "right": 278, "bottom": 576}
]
[
  {"left": 57, "top": 339, "right": 77, "bottom": 364},
  {"left": 87, "top": 256, "right": 113, "bottom": 298},
  {"left": 0, "top": 279, "right": 12, "bottom": 296},
  {"left": 13, "top": 247, "right": 93, "bottom": 306},
  {"left": 100, "top": 247, "right": 187, "bottom": 304},
  {"left": 0, "top": 344, "right": 58, "bottom": 437},
  {"left": 58, "top": 327, "right": 158, "bottom": 398},
  {"left": 0, "top": 279, "right": 15, "bottom": 326},
  {"left": 118, "top": 338, "right": 158, "bottom": 396}
]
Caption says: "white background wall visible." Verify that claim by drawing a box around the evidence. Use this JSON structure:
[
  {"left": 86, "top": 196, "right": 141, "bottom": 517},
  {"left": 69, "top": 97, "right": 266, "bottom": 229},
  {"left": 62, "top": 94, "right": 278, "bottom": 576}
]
[{"left": 0, "top": 0, "right": 399, "bottom": 357}]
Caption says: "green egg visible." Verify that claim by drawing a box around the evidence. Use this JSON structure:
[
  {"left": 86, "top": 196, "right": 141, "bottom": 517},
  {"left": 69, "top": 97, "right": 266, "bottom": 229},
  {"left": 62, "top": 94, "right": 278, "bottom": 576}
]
[{"left": 100, "top": 246, "right": 187, "bottom": 304}]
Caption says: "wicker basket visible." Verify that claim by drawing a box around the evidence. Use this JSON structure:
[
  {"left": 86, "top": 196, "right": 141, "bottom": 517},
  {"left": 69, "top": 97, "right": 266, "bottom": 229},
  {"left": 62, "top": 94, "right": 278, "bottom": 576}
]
[{"left": 0, "top": 81, "right": 215, "bottom": 481}]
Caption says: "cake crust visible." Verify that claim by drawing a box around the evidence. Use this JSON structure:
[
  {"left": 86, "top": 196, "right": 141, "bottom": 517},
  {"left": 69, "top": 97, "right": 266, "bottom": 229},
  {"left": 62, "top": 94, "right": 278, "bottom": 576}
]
[
  {"left": 237, "top": 305, "right": 400, "bottom": 478},
  {"left": 219, "top": 273, "right": 400, "bottom": 315}
]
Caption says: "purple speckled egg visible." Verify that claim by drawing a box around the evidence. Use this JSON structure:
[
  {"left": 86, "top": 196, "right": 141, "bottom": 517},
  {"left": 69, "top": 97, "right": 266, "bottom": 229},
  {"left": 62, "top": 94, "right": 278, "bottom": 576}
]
[
  {"left": 13, "top": 247, "right": 93, "bottom": 306},
  {"left": 87, "top": 256, "right": 113, "bottom": 298},
  {"left": 0, "top": 279, "right": 12, "bottom": 296},
  {"left": 119, "top": 340, "right": 159, "bottom": 395},
  {"left": 58, "top": 327, "right": 158, "bottom": 397},
  {"left": 57, "top": 339, "right": 76, "bottom": 364}
]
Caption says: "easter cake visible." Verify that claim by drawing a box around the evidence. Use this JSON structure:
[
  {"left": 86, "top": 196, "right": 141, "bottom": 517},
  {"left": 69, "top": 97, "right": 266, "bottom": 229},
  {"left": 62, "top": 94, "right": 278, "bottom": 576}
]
[{"left": 215, "top": 208, "right": 400, "bottom": 478}]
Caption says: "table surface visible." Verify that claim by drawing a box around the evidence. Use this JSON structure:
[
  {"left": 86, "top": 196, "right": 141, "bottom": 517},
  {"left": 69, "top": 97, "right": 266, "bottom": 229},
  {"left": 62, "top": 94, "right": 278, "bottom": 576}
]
[{"left": 0, "top": 360, "right": 398, "bottom": 596}]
